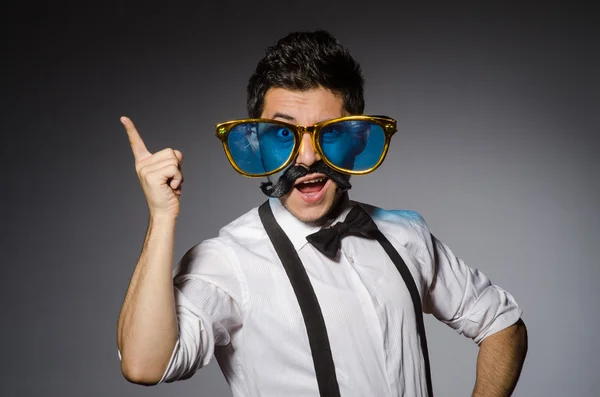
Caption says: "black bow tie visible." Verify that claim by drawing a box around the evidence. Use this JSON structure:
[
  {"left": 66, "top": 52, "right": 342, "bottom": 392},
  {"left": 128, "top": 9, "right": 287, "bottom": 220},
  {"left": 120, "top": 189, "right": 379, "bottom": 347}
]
[{"left": 306, "top": 205, "right": 380, "bottom": 258}]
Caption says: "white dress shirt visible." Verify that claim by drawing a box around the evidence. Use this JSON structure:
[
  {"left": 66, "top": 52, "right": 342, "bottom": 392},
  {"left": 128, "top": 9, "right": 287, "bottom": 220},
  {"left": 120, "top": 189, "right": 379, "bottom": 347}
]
[{"left": 148, "top": 197, "right": 522, "bottom": 396}]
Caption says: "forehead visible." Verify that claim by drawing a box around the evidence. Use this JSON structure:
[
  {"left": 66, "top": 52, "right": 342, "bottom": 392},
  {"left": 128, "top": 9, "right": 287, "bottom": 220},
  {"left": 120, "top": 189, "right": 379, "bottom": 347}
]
[{"left": 261, "top": 87, "right": 345, "bottom": 125}]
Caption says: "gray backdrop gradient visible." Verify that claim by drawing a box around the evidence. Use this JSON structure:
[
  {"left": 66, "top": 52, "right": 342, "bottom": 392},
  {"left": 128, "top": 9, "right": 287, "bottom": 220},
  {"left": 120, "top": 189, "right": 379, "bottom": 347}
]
[{"left": 3, "top": 2, "right": 598, "bottom": 397}]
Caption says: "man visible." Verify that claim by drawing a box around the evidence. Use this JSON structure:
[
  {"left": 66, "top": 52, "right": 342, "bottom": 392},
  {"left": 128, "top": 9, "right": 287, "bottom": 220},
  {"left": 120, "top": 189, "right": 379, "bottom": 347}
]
[{"left": 117, "top": 30, "right": 527, "bottom": 397}]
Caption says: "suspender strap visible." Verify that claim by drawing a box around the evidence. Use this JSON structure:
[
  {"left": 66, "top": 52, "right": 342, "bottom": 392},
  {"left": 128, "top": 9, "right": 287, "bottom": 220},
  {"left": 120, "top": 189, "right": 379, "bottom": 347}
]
[
  {"left": 258, "top": 201, "right": 341, "bottom": 397},
  {"left": 259, "top": 200, "right": 432, "bottom": 397},
  {"left": 373, "top": 229, "right": 433, "bottom": 397}
]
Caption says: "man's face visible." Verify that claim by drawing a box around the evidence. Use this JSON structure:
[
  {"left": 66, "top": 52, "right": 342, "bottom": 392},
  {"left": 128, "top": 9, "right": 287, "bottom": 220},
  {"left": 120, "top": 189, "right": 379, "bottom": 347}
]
[{"left": 261, "top": 87, "right": 345, "bottom": 223}]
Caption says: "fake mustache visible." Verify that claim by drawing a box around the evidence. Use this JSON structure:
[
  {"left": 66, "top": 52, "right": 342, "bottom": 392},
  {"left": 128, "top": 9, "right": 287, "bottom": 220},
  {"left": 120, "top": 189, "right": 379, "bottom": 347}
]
[{"left": 260, "top": 161, "right": 352, "bottom": 198}]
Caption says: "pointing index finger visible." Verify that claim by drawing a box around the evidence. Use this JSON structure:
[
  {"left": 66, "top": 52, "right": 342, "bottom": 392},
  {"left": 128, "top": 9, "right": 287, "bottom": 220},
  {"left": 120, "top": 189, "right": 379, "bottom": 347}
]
[{"left": 121, "top": 116, "right": 151, "bottom": 161}]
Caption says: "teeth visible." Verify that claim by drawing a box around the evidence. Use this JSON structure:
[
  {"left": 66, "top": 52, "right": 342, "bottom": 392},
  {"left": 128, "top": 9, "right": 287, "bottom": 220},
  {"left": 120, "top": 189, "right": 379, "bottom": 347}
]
[{"left": 301, "top": 178, "right": 325, "bottom": 184}]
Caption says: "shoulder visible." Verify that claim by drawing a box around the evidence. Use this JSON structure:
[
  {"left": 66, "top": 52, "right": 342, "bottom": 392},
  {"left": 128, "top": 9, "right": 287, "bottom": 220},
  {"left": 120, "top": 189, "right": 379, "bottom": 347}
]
[
  {"left": 354, "top": 201, "right": 437, "bottom": 286},
  {"left": 173, "top": 206, "right": 267, "bottom": 292},
  {"left": 355, "top": 201, "right": 429, "bottom": 234},
  {"left": 354, "top": 200, "right": 434, "bottom": 256},
  {"left": 216, "top": 205, "right": 268, "bottom": 247},
  {"left": 175, "top": 204, "right": 267, "bottom": 267}
]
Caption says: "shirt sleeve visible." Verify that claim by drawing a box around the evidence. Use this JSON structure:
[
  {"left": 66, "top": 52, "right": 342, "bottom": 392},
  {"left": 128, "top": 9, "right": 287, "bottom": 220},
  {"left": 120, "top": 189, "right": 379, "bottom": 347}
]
[
  {"left": 415, "top": 222, "right": 522, "bottom": 345},
  {"left": 158, "top": 238, "right": 243, "bottom": 383}
]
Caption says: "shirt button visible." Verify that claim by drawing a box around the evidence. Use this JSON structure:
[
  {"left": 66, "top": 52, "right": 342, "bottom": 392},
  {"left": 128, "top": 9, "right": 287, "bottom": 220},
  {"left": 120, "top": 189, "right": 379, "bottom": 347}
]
[{"left": 347, "top": 256, "right": 354, "bottom": 264}]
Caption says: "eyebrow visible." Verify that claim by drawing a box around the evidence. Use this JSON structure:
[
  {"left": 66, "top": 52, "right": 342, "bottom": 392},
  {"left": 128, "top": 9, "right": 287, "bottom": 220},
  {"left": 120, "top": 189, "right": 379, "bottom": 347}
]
[
  {"left": 270, "top": 113, "right": 337, "bottom": 125},
  {"left": 271, "top": 112, "right": 296, "bottom": 122}
]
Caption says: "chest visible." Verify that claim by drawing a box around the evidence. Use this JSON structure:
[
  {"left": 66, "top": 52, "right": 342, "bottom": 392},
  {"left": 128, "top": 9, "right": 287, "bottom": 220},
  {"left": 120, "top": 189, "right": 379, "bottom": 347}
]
[{"left": 239, "top": 236, "right": 425, "bottom": 340}]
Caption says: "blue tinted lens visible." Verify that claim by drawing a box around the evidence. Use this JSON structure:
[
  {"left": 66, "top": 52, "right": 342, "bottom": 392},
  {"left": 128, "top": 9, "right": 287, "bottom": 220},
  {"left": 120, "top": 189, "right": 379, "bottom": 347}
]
[
  {"left": 227, "top": 122, "right": 296, "bottom": 175},
  {"left": 319, "top": 120, "right": 385, "bottom": 171}
]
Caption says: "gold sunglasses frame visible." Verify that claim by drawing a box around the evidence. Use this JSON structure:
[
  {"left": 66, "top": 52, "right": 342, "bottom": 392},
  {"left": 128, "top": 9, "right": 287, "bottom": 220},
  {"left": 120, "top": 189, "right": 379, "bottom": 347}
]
[{"left": 215, "top": 115, "right": 397, "bottom": 177}]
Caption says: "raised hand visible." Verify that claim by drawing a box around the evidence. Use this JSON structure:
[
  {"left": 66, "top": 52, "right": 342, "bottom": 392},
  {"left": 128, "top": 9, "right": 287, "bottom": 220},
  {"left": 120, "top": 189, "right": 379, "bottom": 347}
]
[{"left": 122, "top": 116, "right": 184, "bottom": 218}]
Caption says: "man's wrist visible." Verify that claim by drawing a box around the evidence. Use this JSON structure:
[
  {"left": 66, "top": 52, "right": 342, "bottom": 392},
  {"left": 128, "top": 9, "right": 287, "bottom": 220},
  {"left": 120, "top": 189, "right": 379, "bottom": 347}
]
[{"left": 149, "top": 212, "right": 178, "bottom": 226}]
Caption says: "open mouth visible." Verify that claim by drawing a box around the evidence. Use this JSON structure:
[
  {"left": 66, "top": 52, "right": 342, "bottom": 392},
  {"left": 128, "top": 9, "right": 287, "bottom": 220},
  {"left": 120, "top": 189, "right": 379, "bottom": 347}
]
[{"left": 295, "top": 177, "right": 328, "bottom": 194}]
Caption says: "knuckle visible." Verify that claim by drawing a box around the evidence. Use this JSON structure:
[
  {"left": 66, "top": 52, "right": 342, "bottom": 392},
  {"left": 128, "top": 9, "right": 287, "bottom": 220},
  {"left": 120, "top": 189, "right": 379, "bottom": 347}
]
[
  {"left": 137, "top": 156, "right": 151, "bottom": 169},
  {"left": 146, "top": 169, "right": 162, "bottom": 181},
  {"left": 156, "top": 148, "right": 177, "bottom": 161},
  {"left": 138, "top": 165, "right": 148, "bottom": 177}
]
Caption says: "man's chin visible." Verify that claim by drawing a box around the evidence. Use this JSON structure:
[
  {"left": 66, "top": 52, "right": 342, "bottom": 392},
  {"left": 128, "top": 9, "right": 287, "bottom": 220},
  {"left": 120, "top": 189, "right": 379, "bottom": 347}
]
[{"left": 280, "top": 181, "right": 343, "bottom": 224}]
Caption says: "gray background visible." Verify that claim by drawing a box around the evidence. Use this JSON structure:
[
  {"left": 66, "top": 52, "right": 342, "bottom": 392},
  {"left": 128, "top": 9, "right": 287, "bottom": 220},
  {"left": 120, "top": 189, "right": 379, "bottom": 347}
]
[{"left": 3, "top": 1, "right": 598, "bottom": 396}]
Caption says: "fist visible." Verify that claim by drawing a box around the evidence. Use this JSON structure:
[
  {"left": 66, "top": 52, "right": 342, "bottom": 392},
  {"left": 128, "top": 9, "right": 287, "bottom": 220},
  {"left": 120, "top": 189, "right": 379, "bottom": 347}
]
[{"left": 122, "top": 116, "right": 184, "bottom": 218}]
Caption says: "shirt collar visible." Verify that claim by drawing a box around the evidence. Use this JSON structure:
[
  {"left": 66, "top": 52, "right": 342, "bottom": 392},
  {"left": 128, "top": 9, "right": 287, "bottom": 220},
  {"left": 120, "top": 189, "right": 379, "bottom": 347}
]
[{"left": 268, "top": 195, "right": 354, "bottom": 251}]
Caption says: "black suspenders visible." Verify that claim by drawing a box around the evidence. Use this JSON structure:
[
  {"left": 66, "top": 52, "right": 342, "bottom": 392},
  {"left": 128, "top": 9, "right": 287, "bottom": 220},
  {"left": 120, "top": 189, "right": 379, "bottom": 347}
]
[
  {"left": 374, "top": 231, "right": 433, "bottom": 397},
  {"left": 258, "top": 201, "right": 433, "bottom": 397}
]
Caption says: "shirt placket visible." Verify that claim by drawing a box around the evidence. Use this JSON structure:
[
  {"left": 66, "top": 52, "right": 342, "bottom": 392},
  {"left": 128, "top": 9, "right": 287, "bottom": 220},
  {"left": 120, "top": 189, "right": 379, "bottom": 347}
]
[{"left": 340, "top": 241, "right": 395, "bottom": 397}]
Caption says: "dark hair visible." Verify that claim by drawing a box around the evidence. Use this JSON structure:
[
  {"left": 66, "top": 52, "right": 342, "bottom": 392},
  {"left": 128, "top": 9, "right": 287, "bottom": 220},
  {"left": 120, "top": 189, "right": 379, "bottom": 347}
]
[{"left": 247, "top": 30, "right": 365, "bottom": 118}]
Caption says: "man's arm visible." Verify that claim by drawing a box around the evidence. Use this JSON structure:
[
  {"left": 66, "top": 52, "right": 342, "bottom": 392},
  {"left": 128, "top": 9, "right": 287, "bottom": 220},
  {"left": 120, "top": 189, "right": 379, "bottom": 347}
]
[
  {"left": 117, "top": 215, "right": 179, "bottom": 385},
  {"left": 473, "top": 318, "right": 528, "bottom": 397},
  {"left": 117, "top": 117, "right": 184, "bottom": 385},
  {"left": 414, "top": 224, "right": 526, "bottom": 395}
]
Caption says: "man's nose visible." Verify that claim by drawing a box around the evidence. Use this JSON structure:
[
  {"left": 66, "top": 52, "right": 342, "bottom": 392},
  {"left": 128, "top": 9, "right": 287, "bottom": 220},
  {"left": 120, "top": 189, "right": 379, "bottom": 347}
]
[{"left": 295, "top": 133, "right": 321, "bottom": 167}]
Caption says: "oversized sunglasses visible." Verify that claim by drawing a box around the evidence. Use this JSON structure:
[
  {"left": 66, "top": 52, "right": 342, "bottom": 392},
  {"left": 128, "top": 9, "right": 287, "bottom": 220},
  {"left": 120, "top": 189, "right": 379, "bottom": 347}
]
[{"left": 215, "top": 115, "right": 397, "bottom": 177}]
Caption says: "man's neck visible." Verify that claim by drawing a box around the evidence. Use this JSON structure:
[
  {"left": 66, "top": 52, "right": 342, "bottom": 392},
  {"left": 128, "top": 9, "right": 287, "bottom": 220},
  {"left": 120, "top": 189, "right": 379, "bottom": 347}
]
[{"left": 323, "top": 191, "right": 350, "bottom": 222}]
